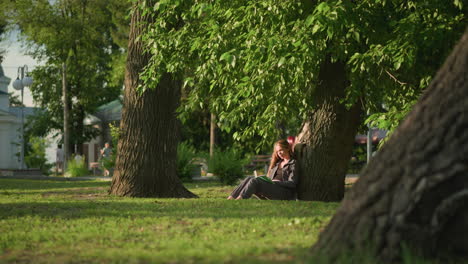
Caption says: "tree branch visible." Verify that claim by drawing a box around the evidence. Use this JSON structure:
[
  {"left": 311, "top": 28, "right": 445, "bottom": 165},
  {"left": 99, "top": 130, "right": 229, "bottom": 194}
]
[{"left": 386, "top": 70, "right": 407, "bottom": 85}]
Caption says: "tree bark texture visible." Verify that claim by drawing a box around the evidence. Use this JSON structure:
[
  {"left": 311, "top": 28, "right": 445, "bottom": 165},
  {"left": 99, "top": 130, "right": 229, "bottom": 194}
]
[
  {"left": 296, "top": 59, "right": 362, "bottom": 201},
  {"left": 109, "top": 1, "right": 196, "bottom": 198},
  {"left": 312, "top": 28, "right": 468, "bottom": 262}
]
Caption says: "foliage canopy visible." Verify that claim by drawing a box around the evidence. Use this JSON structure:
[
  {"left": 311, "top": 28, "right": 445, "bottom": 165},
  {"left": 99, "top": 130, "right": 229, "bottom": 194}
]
[{"left": 138, "top": 0, "right": 466, "bottom": 149}]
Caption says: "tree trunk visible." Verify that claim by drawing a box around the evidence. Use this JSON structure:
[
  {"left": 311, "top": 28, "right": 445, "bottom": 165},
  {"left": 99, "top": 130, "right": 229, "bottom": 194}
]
[
  {"left": 312, "top": 28, "right": 468, "bottom": 262},
  {"left": 109, "top": 1, "right": 196, "bottom": 198},
  {"left": 210, "top": 113, "right": 216, "bottom": 157},
  {"left": 62, "top": 62, "right": 70, "bottom": 168},
  {"left": 295, "top": 59, "right": 362, "bottom": 201},
  {"left": 74, "top": 104, "right": 85, "bottom": 155}
]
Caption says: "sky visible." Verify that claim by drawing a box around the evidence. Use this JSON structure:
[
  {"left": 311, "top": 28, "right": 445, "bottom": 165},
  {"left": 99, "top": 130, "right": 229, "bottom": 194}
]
[{"left": 1, "top": 30, "right": 39, "bottom": 107}]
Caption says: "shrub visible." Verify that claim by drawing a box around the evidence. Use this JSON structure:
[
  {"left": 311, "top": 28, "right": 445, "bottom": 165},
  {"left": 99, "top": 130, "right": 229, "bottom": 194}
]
[
  {"left": 177, "top": 142, "right": 197, "bottom": 181},
  {"left": 66, "top": 155, "right": 89, "bottom": 177},
  {"left": 109, "top": 123, "right": 120, "bottom": 150},
  {"left": 24, "top": 136, "right": 53, "bottom": 175},
  {"left": 101, "top": 153, "right": 116, "bottom": 172},
  {"left": 208, "top": 148, "right": 247, "bottom": 185}
]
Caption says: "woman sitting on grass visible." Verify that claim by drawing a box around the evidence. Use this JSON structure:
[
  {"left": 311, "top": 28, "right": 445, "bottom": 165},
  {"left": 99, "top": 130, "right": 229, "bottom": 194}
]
[{"left": 227, "top": 139, "right": 298, "bottom": 200}]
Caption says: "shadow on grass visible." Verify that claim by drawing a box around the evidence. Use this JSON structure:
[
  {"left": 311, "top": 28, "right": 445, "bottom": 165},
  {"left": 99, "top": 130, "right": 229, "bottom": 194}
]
[
  {"left": 0, "top": 180, "right": 224, "bottom": 197},
  {"left": 0, "top": 179, "right": 223, "bottom": 193},
  {"left": 0, "top": 178, "right": 338, "bottom": 221},
  {"left": 216, "top": 246, "right": 315, "bottom": 264},
  {"left": 0, "top": 197, "right": 337, "bottom": 220},
  {"left": 0, "top": 179, "right": 109, "bottom": 191}
]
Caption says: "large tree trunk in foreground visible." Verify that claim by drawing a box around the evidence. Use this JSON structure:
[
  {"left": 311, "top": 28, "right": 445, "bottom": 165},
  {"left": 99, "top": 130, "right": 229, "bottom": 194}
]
[
  {"left": 312, "top": 28, "right": 468, "bottom": 262},
  {"left": 109, "top": 1, "right": 196, "bottom": 198},
  {"left": 296, "top": 59, "right": 362, "bottom": 201}
]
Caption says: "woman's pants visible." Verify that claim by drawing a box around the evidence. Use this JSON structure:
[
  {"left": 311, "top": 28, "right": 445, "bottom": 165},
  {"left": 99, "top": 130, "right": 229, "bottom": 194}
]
[{"left": 229, "top": 176, "right": 295, "bottom": 200}]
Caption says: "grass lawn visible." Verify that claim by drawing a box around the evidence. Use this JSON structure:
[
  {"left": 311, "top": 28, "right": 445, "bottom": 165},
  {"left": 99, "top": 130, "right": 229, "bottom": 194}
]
[{"left": 0, "top": 179, "right": 338, "bottom": 263}]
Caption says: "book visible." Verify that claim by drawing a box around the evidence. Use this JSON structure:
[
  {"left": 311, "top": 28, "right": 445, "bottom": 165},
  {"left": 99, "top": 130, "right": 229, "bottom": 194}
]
[{"left": 257, "top": 175, "right": 273, "bottom": 183}]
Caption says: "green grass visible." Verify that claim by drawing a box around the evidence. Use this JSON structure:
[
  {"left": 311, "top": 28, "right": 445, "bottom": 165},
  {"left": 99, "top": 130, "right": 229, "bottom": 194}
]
[{"left": 0, "top": 179, "right": 338, "bottom": 263}]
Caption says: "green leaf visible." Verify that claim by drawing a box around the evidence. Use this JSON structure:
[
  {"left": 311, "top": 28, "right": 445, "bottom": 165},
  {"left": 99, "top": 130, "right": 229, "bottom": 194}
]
[
  {"left": 190, "top": 40, "right": 201, "bottom": 52},
  {"left": 353, "top": 31, "right": 360, "bottom": 42},
  {"left": 327, "top": 28, "right": 334, "bottom": 39},
  {"left": 220, "top": 52, "right": 234, "bottom": 65},
  {"left": 316, "top": 2, "right": 330, "bottom": 13},
  {"left": 219, "top": 52, "right": 231, "bottom": 61},
  {"left": 312, "top": 24, "right": 320, "bottom": 34},
  {"left": 360, "top": 62, "right": 366, "bottom": 72},
  {"left": 154, "top": 2, "right": 161, "bottom": 11},
  {"left": 230, "top": 55, "right": 236, "bottom": 68},
  {"left": 394, "top": 61, "right": 402, "bottom": 70},
  {"left": 305, "top": 15, "right": 314, "bottom": 26},
  {"left": 209, "top": 81, "right": 217, "bottom": 92},
  {"left": 292, "top": 40, "right": 302, "bottom": 47},
  {"left": 278, "top": 57, "right": 286, "bottom": 67}
]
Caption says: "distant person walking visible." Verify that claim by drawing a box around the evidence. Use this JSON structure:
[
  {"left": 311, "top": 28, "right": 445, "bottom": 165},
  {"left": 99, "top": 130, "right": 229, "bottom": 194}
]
[
  {"left": 56, "top": 145, "right": 64, "bottom": 174},
  {"left": 100, "top": 142, "right": 112, "bottom": 176}
]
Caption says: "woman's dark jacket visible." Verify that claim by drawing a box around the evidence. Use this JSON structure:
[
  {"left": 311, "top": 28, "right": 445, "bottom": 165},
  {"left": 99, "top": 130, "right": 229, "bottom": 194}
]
[{"left": 267, "top": 159, "right": 298, "bottom": 189}]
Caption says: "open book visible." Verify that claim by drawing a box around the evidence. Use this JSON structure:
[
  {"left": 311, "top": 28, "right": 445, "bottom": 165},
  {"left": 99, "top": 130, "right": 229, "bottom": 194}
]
[
  {"left": 257, "top": 175, "right": 273, "bottom": 184},
  {"left": 253, "top": 170, "right": 273, "bottom": 183}
]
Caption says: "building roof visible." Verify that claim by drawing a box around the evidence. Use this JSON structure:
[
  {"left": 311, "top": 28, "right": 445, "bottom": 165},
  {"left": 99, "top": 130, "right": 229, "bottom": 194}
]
[
  {"left": 94, "top": 99, "right": 122, "bottom": 122},
  {"left": 83, "top": 114, "right": 101, "bottom": 125}
]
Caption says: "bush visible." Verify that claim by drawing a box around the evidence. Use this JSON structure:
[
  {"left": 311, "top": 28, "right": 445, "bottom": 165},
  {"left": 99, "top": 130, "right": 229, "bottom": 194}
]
[
  {"left": 25, "top": 136, "right": 53, "bottom": 175},
  {"left": 109, "top": 123, "right": 120, "bottom": 149},
  {"left": 66, "top": 156, "right": 89, "bottom": 177},
  {"left": 208, "top": 148, "right": 247, "bottom": 185},
  {"left": 177, "top": 142, "right": 197, "bottom": 181},
  {"left": 101, "top": 153, "right": 116, "bottom": 172}
]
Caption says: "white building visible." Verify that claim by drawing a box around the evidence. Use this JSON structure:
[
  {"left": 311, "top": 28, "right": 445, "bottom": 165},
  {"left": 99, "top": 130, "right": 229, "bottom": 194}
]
[
  {"left": 0, "top": 62, "right": 122, "bottom": 172},
  {"left": 0, "top": 65, "right": 41, "bottom": 169},
  {"left": 0, "top": 65, "right": 20, "bottom": 169}
]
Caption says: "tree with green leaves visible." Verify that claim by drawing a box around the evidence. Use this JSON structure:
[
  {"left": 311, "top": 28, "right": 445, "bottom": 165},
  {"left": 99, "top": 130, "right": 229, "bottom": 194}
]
[
  {"left": 109, "top": 0, "right": 196, "bottom": 198},
  {"left": 24, "top": 136, "right": 52, "bottom": 175},
  {"left": 312, "top": 27, "right": 468, "bottom": 263},
  {"left": 135, "top": 0, "right": 465, "bottom": 201},
  {"left": 5, "top": 0, "right": 126, "bottom": 154},
  {"left": 107, "top": 0, "right": 131, "bottom": 88}
]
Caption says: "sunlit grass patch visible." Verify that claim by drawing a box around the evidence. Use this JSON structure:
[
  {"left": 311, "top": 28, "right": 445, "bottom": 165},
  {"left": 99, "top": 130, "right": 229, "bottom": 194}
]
[{"left": 0, "top": 179, "right": 338, "bottom": 263}]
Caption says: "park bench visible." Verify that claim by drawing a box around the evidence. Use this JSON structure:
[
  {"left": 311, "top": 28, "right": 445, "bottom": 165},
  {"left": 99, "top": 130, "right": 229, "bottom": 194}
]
[
  {"left": 90, "top": 162, "right": 100, "bottom": 176},
  {"left": 245, "top": 154, "right": 271, "bottom": 176}
]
